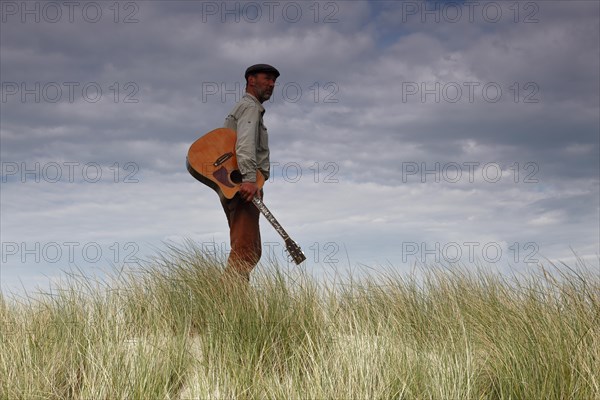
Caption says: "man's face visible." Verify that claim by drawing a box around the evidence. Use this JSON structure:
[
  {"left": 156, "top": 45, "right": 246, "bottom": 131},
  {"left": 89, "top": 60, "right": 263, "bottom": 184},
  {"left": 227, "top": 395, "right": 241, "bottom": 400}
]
[{"left": 248, "top": 72, "right": 277, "bottom": 103}]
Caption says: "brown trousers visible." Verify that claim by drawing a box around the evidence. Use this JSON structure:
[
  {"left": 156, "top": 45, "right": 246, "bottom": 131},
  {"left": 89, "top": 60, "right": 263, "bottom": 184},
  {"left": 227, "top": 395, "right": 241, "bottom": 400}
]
[{"left": 219, "top": 192, "right": 262, "bottom": 281}]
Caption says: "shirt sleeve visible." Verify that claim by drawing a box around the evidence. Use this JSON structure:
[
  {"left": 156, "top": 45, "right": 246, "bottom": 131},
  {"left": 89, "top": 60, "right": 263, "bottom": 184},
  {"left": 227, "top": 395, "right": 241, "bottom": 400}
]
[{"left": 234, "top": 103, "right": 262, "bottom": 182}]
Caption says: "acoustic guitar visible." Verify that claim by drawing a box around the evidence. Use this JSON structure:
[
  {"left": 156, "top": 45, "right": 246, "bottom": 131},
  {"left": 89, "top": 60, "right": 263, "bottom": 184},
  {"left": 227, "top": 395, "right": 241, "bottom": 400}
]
[{"left": 186, "top": 127, "right": 306, "bottom": 265}]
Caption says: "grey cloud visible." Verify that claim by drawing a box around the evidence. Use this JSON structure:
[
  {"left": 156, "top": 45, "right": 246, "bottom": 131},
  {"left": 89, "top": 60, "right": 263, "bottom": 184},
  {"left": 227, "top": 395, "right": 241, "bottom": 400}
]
[{"left": 1, "top": 1, "right": 598, "bottom": 294}]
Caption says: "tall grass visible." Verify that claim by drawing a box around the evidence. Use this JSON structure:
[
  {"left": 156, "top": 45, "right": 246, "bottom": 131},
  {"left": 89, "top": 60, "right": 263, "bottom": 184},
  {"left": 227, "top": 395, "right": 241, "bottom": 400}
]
[{"left": 1, "top": 243, "right": 598, "bottom": 399}]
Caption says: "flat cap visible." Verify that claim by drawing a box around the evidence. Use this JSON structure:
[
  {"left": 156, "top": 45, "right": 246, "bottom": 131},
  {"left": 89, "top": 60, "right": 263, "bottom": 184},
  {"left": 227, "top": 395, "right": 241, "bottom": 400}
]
[{"left": 244, "top": 64, "right": 280, "bottom": 80}]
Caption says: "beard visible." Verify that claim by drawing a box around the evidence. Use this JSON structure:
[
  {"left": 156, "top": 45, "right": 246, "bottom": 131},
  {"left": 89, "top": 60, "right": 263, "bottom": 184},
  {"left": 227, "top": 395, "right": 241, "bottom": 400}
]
[{"left": 257, "top": 88, "right": 272, "bottom": 102}]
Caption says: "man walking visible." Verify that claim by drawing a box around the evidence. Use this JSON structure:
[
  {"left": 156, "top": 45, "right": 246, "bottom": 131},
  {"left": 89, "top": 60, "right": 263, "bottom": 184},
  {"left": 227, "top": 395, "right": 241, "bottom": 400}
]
[{"left": 220, "top": 64, "right": 280, "bottom": 281}]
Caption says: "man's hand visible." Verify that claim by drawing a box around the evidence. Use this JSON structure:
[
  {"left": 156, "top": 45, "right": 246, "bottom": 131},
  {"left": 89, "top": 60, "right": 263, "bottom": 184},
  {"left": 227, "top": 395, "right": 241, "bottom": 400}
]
[{"left": 239, "top": 182, "right": 260, "bottom": 202}]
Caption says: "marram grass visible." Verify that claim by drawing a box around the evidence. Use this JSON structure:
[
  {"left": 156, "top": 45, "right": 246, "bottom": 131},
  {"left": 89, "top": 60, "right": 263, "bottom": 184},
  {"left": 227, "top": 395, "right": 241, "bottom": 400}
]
[{"left": 1, "top": 244, "right": 598, "bottom": 399}]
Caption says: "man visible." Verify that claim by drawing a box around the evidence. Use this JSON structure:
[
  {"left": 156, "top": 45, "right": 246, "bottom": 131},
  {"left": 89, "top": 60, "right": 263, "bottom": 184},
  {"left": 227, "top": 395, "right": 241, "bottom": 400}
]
[{"left": 220, "top": 64, "right": 280, "bottom": 281}]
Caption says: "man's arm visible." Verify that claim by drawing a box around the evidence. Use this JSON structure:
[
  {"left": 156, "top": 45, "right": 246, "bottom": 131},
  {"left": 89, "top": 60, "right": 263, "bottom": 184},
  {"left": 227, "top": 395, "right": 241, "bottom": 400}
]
[{"left": 235, "top": 104, "right": 262, "bottom": 201}]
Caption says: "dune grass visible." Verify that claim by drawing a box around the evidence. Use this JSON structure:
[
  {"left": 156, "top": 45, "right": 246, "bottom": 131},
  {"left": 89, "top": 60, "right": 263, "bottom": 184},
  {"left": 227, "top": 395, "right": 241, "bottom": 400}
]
[{"left": 1, "top": 243, "right": 598, "bottom": 399}]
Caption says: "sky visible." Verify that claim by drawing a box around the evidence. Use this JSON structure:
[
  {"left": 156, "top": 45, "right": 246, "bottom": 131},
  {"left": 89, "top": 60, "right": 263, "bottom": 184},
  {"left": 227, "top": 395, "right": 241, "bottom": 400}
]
[{"left": 1, "top": 0, "right": 599, "bottom": 295}]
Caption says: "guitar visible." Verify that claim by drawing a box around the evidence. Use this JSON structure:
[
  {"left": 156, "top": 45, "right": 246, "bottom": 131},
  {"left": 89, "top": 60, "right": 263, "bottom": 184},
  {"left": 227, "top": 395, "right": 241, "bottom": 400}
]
[{"left": 186, "top": 127, "right": 306, "bottom": 265}]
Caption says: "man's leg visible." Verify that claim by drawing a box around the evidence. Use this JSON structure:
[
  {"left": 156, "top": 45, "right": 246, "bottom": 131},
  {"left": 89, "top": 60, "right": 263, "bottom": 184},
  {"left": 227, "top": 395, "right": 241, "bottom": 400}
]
[{"left": 220, "top": 193, "right": 261, "bottom": 281}]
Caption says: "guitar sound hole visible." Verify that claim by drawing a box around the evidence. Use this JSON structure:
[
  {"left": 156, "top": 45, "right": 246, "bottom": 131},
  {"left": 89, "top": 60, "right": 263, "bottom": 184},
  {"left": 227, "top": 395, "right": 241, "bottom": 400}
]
[{"left": 230, "top": 170, "right": 242, "bottom": 184}]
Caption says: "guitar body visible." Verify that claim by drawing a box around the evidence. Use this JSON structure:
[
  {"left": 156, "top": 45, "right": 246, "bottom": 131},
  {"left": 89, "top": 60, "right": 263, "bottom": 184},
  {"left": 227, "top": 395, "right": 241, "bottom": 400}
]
[
  {"left": 186, "top": 127, "right": 265, "bottom": 199},
  {"left": 187, "top": 127, "right": 306, "bottom": 265}
]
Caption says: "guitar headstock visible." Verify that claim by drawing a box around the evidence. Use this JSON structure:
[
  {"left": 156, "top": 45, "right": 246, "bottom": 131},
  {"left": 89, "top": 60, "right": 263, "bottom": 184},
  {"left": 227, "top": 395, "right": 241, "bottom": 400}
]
[{"left": 285, "top": 238, "right": 306, "bottom": 265}]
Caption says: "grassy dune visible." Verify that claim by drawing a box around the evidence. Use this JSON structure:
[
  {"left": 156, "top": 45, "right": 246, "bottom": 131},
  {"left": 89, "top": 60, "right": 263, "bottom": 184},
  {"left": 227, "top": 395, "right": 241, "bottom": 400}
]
[{"left": 1, "top": 244, "right": 599, "bottom": 399}]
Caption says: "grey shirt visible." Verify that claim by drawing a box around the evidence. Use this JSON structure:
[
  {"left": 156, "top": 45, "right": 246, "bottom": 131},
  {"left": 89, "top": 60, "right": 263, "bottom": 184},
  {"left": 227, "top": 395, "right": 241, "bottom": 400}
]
[{"left": 224, "top": 93, "right": 270, "bottom": 182}]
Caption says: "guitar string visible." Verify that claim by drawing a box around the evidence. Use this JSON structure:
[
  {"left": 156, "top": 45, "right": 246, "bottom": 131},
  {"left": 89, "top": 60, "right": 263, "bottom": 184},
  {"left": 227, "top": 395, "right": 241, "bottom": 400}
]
[{"left": 252, "top": 197, "right": 290, "bottom": 240}]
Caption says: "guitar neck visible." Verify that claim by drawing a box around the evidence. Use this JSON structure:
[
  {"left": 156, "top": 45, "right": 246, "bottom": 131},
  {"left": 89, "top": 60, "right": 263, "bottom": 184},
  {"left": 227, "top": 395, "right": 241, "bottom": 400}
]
[
  {"left": 251, "top": 197, "right": 290, "bottom": 241},
  {"left": 251, "top": 196, "right": 306, "bottom": 265}
]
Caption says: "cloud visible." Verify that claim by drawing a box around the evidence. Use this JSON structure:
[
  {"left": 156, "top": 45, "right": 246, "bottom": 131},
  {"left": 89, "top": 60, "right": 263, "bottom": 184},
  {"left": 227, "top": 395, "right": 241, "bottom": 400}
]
[{"left": 1, "top": 1, "right": 598, "bottom": 294}]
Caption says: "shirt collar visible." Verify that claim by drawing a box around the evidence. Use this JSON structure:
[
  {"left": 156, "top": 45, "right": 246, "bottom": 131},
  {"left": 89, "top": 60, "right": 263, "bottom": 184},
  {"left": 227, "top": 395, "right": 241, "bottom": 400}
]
[{"left": 244, "top": 93, "right": 265, "bottom": 114}]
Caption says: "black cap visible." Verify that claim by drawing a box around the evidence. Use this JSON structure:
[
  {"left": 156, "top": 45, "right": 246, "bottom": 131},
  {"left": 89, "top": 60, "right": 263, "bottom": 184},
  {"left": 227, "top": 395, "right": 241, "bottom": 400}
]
[{"left": 244, "top": 64, "right": 280, "bottom": 80}]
